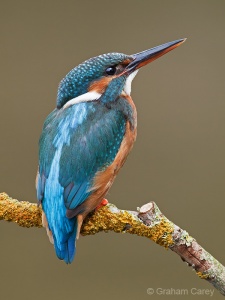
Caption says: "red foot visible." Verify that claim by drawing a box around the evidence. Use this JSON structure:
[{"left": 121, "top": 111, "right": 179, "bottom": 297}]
[{"left": 95, "top": 198, "right": 108, "bottom": 211}]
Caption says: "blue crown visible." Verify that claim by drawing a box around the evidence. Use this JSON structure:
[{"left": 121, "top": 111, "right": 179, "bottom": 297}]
[{"left": 57, "top": 52, "right": 131, "bottom": 108}]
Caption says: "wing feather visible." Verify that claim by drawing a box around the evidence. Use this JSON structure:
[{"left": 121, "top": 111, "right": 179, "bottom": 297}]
[{"left": 38, "top": 100, "right": 127, "bottom": 211}]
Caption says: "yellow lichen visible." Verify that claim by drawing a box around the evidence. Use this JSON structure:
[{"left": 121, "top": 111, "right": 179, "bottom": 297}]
[
  {"left": 196, "top": 271, "right": 209, "bottom": 279},
  {"left": 0, "top": 192, "right": 42, "bottom": 227},
  {"left": 1, "top": 193, "right": 174, "bottom": 248},
  {"left": 82, "top": 204, "right": 174, "bottom": 248}
]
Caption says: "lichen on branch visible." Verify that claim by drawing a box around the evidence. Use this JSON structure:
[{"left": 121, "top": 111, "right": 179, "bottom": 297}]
[
  {"left": 0, "top": 192, "right": 42, "bottom": 227},
  {"left": 0, "top": 192, "right": 225, "bottom": 296}
]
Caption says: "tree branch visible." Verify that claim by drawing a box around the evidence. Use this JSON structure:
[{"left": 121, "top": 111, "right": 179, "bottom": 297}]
[{"left": 0, "top": 192, "right": 224, "bottom": 296}]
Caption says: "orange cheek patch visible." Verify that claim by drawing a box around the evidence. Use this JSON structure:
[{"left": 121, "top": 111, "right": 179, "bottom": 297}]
[{"left": 88, "top": 77, "right": 113, "bottom": 94}]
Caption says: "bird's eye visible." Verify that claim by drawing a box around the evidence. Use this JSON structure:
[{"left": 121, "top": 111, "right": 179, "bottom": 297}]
[{"left": 105, "top": 66, "right": 117, "bottom": 76}]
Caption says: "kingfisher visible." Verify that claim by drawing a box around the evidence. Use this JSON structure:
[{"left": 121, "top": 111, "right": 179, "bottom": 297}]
[{"left": 36, "top": 38, "right": 185, "bottom": 264}]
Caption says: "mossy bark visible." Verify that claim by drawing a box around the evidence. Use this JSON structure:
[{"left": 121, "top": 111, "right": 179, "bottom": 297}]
[{"left": 0, "top": 192, "right": 224, "bottom": 296}]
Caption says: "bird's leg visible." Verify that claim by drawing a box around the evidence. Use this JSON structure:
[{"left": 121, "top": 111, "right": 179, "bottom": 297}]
[{"left": 95, "top": 198, "right": 108, "bottom": 211}]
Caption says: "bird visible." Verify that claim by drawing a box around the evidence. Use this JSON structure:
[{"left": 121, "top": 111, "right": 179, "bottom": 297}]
[{"left": 36, "top": 38, "right": 185, "bottom": 264}]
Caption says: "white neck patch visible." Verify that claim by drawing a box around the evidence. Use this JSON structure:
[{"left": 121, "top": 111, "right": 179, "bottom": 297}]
[
  {"left": 123, "top": 70, "right": 139, "bottom": 96},
  {"left": 63, "top": 91, "right": 102, "bottom": 109},
  {"left": 63, "top": 70, "right": 138, "bottom": 109}
]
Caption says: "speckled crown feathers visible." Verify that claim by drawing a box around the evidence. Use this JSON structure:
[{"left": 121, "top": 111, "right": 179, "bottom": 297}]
[{"left": 57, "top": 52, "right": 131, "bottom": 108}]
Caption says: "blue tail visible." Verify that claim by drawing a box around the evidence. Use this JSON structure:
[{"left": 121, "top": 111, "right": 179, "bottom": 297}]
[
  {"left": 42, "top": 195, "right": 78, "bottom": 264},
  {"left": 54, "top": 226, "right": 77, "bottom": 264},
  {"left": 40, "top": 167, "right": 78, "bottom": 263}
]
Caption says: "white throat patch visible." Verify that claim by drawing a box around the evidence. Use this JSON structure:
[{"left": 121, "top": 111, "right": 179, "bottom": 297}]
[
  {"left": 63, "top": 70, "right": 138, "bottom": 109},
  {"left": 63, "top": 91, "right": 102, "bottom": 109},
  {"left": 123, "top": 70, "right": 139, "bottom": 96}
]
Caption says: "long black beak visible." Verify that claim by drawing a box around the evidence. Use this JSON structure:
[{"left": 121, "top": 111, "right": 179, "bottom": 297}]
[{"left": 125, "top": 38, "right": 186, "bottom": 74}]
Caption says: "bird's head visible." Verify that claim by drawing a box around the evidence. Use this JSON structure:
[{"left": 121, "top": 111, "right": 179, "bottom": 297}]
[{"left": 57, "top": 39, "right": 186, "bottom": 109}]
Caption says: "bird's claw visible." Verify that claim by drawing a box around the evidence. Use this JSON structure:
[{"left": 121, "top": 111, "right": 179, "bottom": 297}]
[{"left": 95, "top": 198, "right": 108, "bottom": 211}]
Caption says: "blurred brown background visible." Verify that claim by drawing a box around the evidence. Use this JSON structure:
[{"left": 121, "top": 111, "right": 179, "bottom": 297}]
[{"left": 1, "top": 0, "right": 225, "bottom": 299}]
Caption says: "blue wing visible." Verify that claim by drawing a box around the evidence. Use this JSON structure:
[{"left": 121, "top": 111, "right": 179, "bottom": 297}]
[
  {"left": 38, "top": 101, "right": 126, "bottom": 208},
  {"left": 58, "top": 104, "right": 126, "bottom": 210},
  {"left": 37, "top": 100, "right": 129, "bottom": 263}
]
